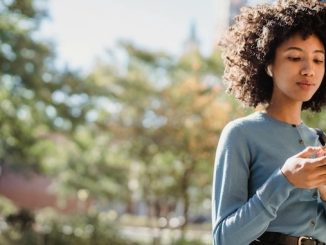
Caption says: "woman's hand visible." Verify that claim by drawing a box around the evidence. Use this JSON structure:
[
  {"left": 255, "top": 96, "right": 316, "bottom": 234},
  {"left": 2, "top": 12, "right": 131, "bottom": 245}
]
[
  {"left": 281, "top": 147, "right": 326, "bottom": 189},
  {"left": 318, "top": 185, "right": 326, "bottom": 201}
]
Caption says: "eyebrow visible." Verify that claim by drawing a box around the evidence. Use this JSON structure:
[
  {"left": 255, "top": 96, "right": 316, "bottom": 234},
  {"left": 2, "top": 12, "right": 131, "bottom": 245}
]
[{"left": 285, "top": 47, "right": 325, "bottom": 54}]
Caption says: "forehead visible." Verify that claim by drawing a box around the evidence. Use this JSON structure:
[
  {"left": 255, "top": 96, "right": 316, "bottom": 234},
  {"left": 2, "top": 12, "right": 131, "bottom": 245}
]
[{"left": 278, "top": 33, "right": 325, "bottom": 53}]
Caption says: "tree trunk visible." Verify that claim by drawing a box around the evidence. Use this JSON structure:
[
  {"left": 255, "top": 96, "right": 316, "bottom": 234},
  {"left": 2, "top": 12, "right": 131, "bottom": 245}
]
[{"left": 179, "top": 168, "right": 190, "bottom": 235}]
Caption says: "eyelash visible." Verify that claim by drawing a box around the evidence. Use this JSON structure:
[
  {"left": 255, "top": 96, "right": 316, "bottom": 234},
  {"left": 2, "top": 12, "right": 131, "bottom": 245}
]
[
  {"left": 314, "top": 59, "right": 324, "bottom": 64},
  {"left": 288, "top": 57, "right": 301, "bottom": 61},
  {"left": 287, "top": 57, "right": 324, "bottom": 64}
]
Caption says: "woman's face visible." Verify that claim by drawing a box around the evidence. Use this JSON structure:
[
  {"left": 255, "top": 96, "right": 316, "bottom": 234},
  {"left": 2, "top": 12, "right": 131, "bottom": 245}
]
[{"left": 268, "top": 33, "right": 325, "bottom": 104}]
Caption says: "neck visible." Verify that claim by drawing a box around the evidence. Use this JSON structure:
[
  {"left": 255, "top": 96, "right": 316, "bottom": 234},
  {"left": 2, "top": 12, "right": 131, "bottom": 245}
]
[{"left": 265, "top": 102, "right": 302, "bottom": 126}]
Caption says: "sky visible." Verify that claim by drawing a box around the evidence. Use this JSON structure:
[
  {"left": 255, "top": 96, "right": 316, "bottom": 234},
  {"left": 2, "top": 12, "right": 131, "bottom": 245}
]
[{"left": 40, "top": 0, "right": 218, "bottom": 72}]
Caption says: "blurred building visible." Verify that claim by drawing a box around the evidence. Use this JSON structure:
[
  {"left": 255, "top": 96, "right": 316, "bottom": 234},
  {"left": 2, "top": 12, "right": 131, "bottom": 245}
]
[
  {"left": 183, "top": 21, "right": 200, "bottom": 54},
  {"left": 0, "top": 166, "right": 91, "bottom": 212}
]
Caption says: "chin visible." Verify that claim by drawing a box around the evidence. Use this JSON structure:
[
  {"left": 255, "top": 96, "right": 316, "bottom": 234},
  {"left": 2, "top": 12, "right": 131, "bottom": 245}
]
[
  {"left": 301, "top": 96, "right": 314, "bottom": 102},
  {"left": 296, "top": 93, "right": 316, "bottom": 102}
]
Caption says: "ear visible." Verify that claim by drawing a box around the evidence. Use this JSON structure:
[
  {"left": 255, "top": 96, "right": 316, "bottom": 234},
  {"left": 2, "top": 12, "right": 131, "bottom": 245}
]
[{"left": 266, "top": 65, "right": 273, "bottom": 77}]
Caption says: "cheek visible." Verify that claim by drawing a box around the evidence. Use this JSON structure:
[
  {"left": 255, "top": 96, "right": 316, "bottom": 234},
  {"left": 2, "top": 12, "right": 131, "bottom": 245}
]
[
  {"left": 272, "top": 68, "right": 291, "bottom": 85},
  {"left": 273, "top": 63, "right": 295, "bottom": 77},
  {"left": 317, "top": 67, "right": 325, "bottom": 81}
]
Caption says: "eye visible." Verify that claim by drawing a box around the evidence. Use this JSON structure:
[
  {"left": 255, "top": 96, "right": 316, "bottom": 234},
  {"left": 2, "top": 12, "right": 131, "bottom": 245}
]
[
  {"left": 313, "top": 59, "right": 324, "bottom": 64},
  {"left": 287, "top": 57, "right": 301, "bottom": 62}
]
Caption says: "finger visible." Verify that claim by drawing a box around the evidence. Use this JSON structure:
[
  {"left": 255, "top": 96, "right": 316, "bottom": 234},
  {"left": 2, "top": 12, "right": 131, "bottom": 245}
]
[
  {"left": 322, "top": 145, "right": 326, "bottom": 156},
  {"left": 314, "top": 145, "right": 326, "bottom": 157},
  {"left": 314, "top": 174, "right": 326, "bottom": 186},
  {"left": 312, "top": 155, "right": 326, "bottom": 166},
  {"left": 296, "top": 147, "right": 323, "bottom": 158}
]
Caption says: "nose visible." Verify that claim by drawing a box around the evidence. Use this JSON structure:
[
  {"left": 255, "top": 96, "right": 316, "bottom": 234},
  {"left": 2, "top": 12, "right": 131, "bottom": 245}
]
[{"left": 300, "top": 61, "right": 315, "bottom": 77}]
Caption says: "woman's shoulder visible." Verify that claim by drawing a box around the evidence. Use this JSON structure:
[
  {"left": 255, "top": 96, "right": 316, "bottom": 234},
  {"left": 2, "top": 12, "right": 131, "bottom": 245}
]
[
  {"left": 224, "top": 112, "right": 265, "bottom": 132},
  {"left": 219, "top": 112, "right": 265, "bottom": 145},
  {"left": 218, "top": 112, "right": 278, "bottom": 151}
]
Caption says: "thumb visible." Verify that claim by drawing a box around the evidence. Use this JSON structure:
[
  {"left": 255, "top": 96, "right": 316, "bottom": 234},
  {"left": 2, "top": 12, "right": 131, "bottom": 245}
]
[{"left": 295, "top": 146, "right": 321, "bottom": 158}]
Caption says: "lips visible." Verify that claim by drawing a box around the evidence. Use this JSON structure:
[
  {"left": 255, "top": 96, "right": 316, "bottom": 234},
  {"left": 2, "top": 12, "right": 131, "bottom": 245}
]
[{"left": 296, "top": 80, "right": 315, "bottom": 89}]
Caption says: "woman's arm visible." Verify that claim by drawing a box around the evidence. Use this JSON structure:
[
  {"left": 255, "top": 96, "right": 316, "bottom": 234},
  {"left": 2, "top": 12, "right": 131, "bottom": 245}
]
[{"left": 212, "top": 123, "right": 294, "bottom": 245}]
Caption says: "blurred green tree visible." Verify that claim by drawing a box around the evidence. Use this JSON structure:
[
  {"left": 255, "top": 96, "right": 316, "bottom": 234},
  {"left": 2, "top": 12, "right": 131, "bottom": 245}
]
[
  {"left": 0, "top": 0, "right": 129, "bottom": 209},
  {"left": 0, "top": 0, "right": 89, "bottom": 171},
  {"left": 302, "top": 109, "right": 326, "bottom": 131},
  {"left": 0, "top": 0, "right": 53, "bottom": 171},
  {"left": 88, "top": 42, "right": 247, "bottom": 233}
]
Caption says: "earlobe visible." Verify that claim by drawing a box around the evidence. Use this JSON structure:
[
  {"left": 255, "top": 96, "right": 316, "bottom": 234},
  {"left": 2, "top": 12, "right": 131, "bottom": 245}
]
[{"left": 266, "top": 65, "right": 273, "bottom": 77}]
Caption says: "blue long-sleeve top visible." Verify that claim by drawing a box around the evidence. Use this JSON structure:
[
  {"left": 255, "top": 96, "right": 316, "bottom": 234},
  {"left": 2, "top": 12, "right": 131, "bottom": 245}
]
[{"left": 212, "top": 112, "right": 326, "bottom": 245}]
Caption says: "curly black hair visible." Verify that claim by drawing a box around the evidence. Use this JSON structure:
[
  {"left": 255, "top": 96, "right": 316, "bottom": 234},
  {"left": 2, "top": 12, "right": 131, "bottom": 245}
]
[{"left": 219, "top": 0, "right": 326, "bottom": 111}]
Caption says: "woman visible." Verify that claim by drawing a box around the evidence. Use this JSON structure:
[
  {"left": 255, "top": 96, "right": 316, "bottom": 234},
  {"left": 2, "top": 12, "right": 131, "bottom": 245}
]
[{"left": 212, "top": 1, "right": 326, "bottom": 244}]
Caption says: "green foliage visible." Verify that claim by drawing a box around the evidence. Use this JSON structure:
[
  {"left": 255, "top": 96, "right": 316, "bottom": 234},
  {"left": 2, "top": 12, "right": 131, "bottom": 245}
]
[
  {"left": 0, "top": 1, "right": 262, "bottom": 243},
  {"left": 88, "top": 42, "right": 235, "bottom": 230},
  {"left": 0, "top": 0, "right": 106, "bottom": 172},
  {"left": 0, "top": 0, "right": 51, "bottom": 170},
  {"left": 0, "top": 196, "right": 17, "bottom": 216},
  {"left": 172, "top": 237, "right": 207, "bottom": 245},
  {"left": 302, "top": 109, "right": 326, "bottom": 130},
  {"left": 0, "top": 0, "right": 131, "bottom": 211},
  {"left": 0, "top": 209, "right": 137, "bottom": 245}
]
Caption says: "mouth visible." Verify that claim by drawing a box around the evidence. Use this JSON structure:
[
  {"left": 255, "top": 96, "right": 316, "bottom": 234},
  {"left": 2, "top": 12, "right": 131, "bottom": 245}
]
[{"left": 296, "top": 80, "right": 315, "bottom": 89}]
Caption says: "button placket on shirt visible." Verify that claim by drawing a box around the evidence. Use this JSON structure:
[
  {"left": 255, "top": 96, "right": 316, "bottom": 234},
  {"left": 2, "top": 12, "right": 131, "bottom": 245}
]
[
  {"left": 293, "top": 125, "right": 317, "bottom": 231},
  {"left": 291, "top": 124, "right": 305, "bottom": 146},
  {"left": 312, "top": 191, "right": 318, "bottom": 199},
  {"left": 310, "top": 220, "right": 316, "bottom": 227}
]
